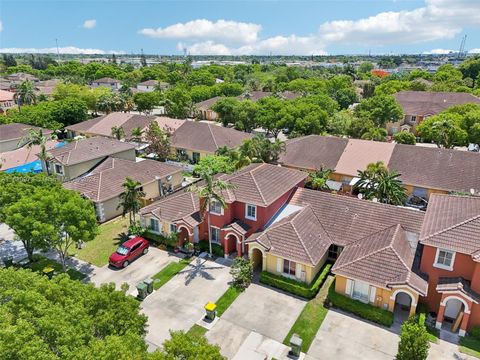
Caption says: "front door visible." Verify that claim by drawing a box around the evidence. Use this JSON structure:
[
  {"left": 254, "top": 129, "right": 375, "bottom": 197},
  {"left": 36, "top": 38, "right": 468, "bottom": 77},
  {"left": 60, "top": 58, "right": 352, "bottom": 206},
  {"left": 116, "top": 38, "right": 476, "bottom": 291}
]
[{"left": 445, "top": 299, "right": 463, "bottom": 319}]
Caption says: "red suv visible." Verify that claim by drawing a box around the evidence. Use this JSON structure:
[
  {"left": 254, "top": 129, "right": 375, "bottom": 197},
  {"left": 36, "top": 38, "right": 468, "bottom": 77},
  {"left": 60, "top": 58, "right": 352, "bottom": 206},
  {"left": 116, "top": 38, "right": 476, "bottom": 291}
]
[{"left": 109, "top": 236, "right": 149, "bottom": 268}]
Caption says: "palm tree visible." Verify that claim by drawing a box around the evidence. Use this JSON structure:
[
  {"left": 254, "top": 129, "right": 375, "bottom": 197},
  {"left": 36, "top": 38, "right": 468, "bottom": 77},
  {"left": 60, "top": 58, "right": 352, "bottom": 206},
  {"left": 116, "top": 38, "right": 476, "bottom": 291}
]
[
  {"left": 239, "top": 135, "right": 286, "bottom": 163},
  {"left": 19, "top": 128, "right": 57, "bottom": 175},
  {"left": 14, "top": 80, "right": 37, "bottom": 110},
  {"left": 118, "top": 178, "right": 146, "bottom": 226},
  {"left": 269, "top": 138, "right": 286, "bottom": 163},
  {"left": 111, "top": 126, "right": 125, "bottom": 140},
  {"left": 307, "top": 167, "right": 333, "bottom": 191},
  {"left": 130, "top": 127, "right": 144, "bottom": 142},
  {"left": 215, "top": 146, "right": 251, "bottom": 170},
  {"left": 188, "top": 172, "right": 235, "bottom": 257}
]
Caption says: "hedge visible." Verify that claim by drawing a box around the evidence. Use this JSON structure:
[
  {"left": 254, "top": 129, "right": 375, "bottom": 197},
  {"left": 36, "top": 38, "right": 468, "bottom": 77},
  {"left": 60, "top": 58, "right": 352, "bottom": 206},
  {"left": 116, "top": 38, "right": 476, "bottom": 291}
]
[
  {"left": 327, "top": 280, "right": 394, "bottom": 327},
  {"left": 197, "top": 240, "right": 224, "bottom": 258},
  {"left": 259, "top": 263, "right": 332, "bottom": 299}
]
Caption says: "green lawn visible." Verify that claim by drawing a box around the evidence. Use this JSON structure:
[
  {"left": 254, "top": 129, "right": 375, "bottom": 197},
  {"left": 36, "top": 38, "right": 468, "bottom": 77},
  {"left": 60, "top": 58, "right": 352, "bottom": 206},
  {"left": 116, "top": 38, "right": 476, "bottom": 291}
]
[
  {"left": 74, "top": 217, "right": 130, "bottom": 267},
  {"left": 215, "top": 286, "right": 243, "bottom": 317},
  {"left": 28, "top": 255, "right": 86, "bottom": 281},
  {"left": 152, "top": 258, "right": 192, "bottom": 290},
  {"left": 283, "top": 275, "right": 334, "bottom": 353},
  {"left": 187, "top": 324, "right": 208, "bottom": 338},
  {"left": 460, "top": 336, "right": 480, "bottom": 358},
  {"left": 426, "top": 325, "right": 440, "bottom": 343}
]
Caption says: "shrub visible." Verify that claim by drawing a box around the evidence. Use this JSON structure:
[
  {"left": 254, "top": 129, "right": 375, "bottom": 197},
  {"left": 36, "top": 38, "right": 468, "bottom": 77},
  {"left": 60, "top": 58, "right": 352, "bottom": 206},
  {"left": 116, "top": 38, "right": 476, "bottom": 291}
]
[
  {"left": 397, "top": 316, "right": 430, "bottom": 360},
  {"left": 327, "top": 281, "right": 394, "bottom": 327},
  {"left": 393, "top": 131, "right": 417, "bottom": 145},
  {"left": 144, "top": 231, "right": 178, "bottom": 248},
  {"left": 197, "top": 240, "right": 224, "bottom": 257},
  {"left": 471, "top": 326, "right": 480, "bottom": 341},
  {"left": 230, "top": 257, "right": 253, "bottom": 289},
  {"left": 259, "top": 263, "right": 331, "bottom": 299}
]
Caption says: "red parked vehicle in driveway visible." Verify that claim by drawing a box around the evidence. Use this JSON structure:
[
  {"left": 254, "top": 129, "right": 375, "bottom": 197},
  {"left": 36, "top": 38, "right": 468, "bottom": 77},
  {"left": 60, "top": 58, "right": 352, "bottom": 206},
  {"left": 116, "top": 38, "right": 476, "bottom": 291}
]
[{"left": 109, "top": 236, "right": 149, "bottom": 268}]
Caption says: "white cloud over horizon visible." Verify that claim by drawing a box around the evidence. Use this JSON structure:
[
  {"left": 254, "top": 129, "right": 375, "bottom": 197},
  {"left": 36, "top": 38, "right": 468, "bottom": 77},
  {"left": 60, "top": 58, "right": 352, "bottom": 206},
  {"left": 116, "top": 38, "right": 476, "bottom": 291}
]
[
  {"left": 423, "top": 48, "right": 456, "bottom": 55},
  {"left": 0, "top": 46, "right": 125, "bottom": 55},
  {"left": 83, "top": 19, "right": 96, "bottom": 29},
  {"left": 139, "top": 0, "right": 480, "bottom": 55}
]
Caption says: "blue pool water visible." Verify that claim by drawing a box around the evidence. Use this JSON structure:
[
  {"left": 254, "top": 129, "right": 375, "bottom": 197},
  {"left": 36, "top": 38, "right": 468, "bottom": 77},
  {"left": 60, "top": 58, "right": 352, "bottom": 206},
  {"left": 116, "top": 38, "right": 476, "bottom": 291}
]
[{"left": 5, "top": 141, "right": 67, "bottom": 174}]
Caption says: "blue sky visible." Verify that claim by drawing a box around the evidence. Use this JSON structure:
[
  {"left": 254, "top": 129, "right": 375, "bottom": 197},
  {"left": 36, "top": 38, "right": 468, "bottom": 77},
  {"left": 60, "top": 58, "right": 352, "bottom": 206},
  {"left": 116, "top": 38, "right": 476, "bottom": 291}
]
[{"left": 0, "top": 0, "right": 479, "bottom": 55}]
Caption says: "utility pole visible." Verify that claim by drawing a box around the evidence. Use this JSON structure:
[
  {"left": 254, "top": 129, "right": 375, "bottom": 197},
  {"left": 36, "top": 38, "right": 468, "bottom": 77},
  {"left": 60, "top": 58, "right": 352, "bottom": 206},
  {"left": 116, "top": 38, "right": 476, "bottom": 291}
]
[{"left": 55, "top": 38, "right": 61, "bottom": 62}]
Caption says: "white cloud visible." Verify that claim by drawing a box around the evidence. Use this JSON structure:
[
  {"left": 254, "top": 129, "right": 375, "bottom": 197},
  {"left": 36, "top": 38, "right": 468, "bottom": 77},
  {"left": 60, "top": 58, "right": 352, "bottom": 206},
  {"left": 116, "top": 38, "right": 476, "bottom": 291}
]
[
  {"left": 0, "top": 46, "right": 125, "bottom": 55},
  {"left": 470, "top": 49, "right": 480, "bottom": 54},
  {"left": 139, "top": 19, "right": 261, "bottom": 44},
  {"left": 0, "top": 21, "right": 3, "bottom": 32},
  {"left": 423, "top": 48, "right": 456, "bottom": 54},
  {"left": 83, "top": 19, "right": 96, "bottom": 29}
]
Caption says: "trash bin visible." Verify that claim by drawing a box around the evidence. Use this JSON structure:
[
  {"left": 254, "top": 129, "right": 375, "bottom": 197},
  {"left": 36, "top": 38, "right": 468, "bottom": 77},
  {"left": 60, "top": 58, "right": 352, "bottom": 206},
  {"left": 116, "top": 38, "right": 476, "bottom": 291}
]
[
  {"left": 2, "top": 256, "right": 13, "bottom": 268},
  {"left": 204, "top": 302, "right": 217, "bottom": 321},
  {"left": 43, "top": 267, "right": 55, "bottom": 279},
  {"left": 136, "top": 282, "right": 148, "bottom": 300},
  {"left": 144, "top": 278, "right": 154, "bottom": 294},
  {"left": 289, "top": 333, "right": 302, "bottom": 357}
]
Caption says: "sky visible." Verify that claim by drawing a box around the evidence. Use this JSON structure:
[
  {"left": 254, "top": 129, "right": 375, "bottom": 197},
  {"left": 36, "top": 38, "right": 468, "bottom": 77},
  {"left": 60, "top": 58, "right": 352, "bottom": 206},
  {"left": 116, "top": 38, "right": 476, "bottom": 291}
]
[{"left": 0, "top": 0, "right": 479, "bottom": 56}]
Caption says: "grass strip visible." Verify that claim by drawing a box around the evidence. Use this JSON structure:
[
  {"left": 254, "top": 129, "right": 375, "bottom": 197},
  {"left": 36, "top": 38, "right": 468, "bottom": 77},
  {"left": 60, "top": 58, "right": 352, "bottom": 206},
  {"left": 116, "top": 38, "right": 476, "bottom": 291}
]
[
  {"left": 152, "top": 258, "right": 192, "bottom": 290},
  {"left": 187, "top": 324, "right": 208, "bottom": 338},
  {"left": 460, "top": 336, "right": 480, "bottom": 358},
  {"left": 215, "top": 286, "right": 243, "bottom": 317}
]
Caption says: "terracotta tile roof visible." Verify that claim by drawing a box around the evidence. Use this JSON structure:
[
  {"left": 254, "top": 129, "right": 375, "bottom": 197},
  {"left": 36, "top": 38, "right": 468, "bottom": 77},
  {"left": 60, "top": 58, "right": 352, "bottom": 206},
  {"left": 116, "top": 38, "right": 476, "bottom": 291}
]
[
  {"left": 332, "top": 224, "right": 428, "bottom": 295},
  {"left": 0, "top": 123, "right": 53, "bottom": 143},
  {"left": 436, "top": 277, "right": 480, "bottom": 303},
  {"left": 140, "top": 191, "right": 200, "bottom": 225},
  {"left": 238, "top": 91, "right": 272, "bottom": 102},
  {"left": 138, "top": 80, "right": 158, "bottom": 86},
  {"left": 48, "top": 137, "right": 135, "bottom": 166},
  {"left": 93, "top": 77, "right": 121, "bottom": 84},
  {"left": 218, "top": 163, "right": 308, "bottom": 207},
  {"left": 420, "top": 194, "right": 480, "bottom": 255},
  {"left": 335, "top": 138, "right": 395, "bottom": 177},
  {"left": 388, "top": 144, "right": 480, "bottom": 193},
  {"left": 0, "top": 140, "right": 57, "bottom": 170},
  {"left": 170, "top": 121, "right": 252, "bottom": 153},
  {"left": 279, "top": 135, "right": 348, "bottom": 170},
  {"left": 195, "top": 96, "right": 223, "bottom": 110},
  {"left": 394, "top": 91, "right": 480, "bottom": 116},
  {"left": 247, "top": 206, "right": 332, "bottom": 265},
  {"left": 289, "top": 188, "right": 425, "bottom": 247},
  {"left": 0, "top": 89, "right": 14, "bottom": 102},
  {"left": 63, "top": 158, "right": 182, "bottom": 202},
  {"left": 151, "top": 117, "right": 186, "bottom": 133}
]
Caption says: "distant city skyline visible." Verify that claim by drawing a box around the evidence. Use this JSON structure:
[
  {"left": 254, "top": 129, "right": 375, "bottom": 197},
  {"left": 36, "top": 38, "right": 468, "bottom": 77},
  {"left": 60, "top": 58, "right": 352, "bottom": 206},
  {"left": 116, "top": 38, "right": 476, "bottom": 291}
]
[{"left": 0, "top": 0, "right": 479, "bottom": 56}]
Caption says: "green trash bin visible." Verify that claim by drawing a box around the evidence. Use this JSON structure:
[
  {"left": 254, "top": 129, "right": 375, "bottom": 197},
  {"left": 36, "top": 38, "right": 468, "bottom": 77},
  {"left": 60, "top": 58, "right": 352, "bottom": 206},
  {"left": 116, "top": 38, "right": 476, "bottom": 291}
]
[
  {"left": 2, "top": 256, "right": 13, "bottom": 268},
  {"left": 289, "top": 333, "right": 302, "bottom": 357},
  {"left": 144, "top": 278, "right": 154, "bottom": 294},
  {"left": 136, "top": 282, "right": 148, "bottom": 300}
]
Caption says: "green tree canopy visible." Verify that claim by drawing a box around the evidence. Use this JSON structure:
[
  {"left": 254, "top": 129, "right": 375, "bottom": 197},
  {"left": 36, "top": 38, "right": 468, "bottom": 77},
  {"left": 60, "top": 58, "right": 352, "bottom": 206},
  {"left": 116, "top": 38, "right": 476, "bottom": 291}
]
[
  {"left": 393, "top": 131, "right": 416, "bottom": 145},
  {"left": 417, "top": 113, "right": 468, "bottom": 148},
  {"left": 194, "top": 155, "right": 236, "bottom": 176},
  {"left": 355, "top": 94, "right": 403, "bottom": 127}
]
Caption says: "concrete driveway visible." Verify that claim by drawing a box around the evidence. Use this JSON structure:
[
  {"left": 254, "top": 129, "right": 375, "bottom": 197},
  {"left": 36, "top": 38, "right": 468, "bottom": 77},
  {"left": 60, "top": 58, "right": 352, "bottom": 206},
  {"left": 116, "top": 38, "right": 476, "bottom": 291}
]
[
  {"left": 90, "top": 247, "right": 180, "bottom": 295},
  {"left": 207, "top": 283, "right": 307, "bottom": 358},
  {"left": 141, "top": 257, "right": 231, "bottom": 348}
]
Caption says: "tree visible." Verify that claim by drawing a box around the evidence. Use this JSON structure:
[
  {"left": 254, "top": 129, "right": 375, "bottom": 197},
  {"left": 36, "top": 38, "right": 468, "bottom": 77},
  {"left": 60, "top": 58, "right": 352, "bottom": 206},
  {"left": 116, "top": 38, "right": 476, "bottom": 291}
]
[
  {"left": 19, "top": 128, "right": 57, "bottom": 175},
  {"left": 194, "top": 155, "right": 236, "bottom": 176},
  {"left": 134, "top": 91, "right": 161, "bottom": 114},
  {"left": 327, "top": 110, "right": 354, "bottom": 136},
  {"left": 307, "top": 167, "right": 333, "bottom": 191},
  {"left": 118, "top": 178, "right": 146, "bottom": 226},
  {"left": 130, "top": 126, "right": 144, "bottom": 142},
  {"left": 396, "top": 317, "right": 430, "bottom": 360},
  {"left": 361, "top": 127, "right": 387, "bottom": 142},
  {"left": 256, "top": 96, "right": 285, "bottom": 137},
  {"left": 14, "top": 80, "right": 37, "bottom": 109},
  {"left": 417, "top": 113, "right": 467, "bottom": 149},
  {"left": 164, "top": 87, "right": 192, "bottom": 119},
  {"left": 97, "top": 92, "right": 126, "bottom": 114},
  {"left": 144, "top": 121, "right": 171, "bottom": 161},
  {"left": 354, "top": 161, "right": 407, "bottom": 206},
  {"left": 358, "top": 62, "right": 374, "bottom": 74},
  {"left": 151, "top": 330, "right": 224, "bottom": 360},
  {"left": 239, "top": 135, "right": 285, "bottom": 163},
  {"left": 230, "top": 257, "right": 253, "bottom": 289},
  {"left": 460, "top": 57, "right": 480, "bottom": 87},
  {"left": 211, "top": 97, "right": 240, "bottom": 127},
  {"left": 49, "top": 97, "right": 88, "bottom": 126},
  {"left": 355, "top": 94, "right": 403, "bottom": 128},
  {"left": 234, "top": 100, "right": 258, "bottom": 132},
  {"left": 111, "top": 126, "right": 126, "bottom": 140},
  {"left": 0, "top": 268, "right": 149, "bottom": 359},
  {"left": 393, "top": 131, "right": 416, "bottom": 145},
  {"left": 188, "top": 173, "right": 234, "bottom": 257}
]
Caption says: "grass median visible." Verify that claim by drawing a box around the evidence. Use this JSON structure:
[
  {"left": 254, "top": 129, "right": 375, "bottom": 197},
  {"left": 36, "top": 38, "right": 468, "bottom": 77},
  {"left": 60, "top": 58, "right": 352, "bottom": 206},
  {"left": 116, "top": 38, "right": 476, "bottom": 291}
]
[{"left": 152, "top": 258, "right": 192, "bottom": 290}]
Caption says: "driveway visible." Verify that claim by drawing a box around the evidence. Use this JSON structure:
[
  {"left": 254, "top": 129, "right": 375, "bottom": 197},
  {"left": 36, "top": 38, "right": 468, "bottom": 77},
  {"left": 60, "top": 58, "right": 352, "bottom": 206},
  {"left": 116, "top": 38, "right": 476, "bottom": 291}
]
[
  {"left": 141, "top": 257, "right": 231, "bottom": 348},
  {"left": 90, "top": 247, "right": 180, "bottom": 295},
  {"left": 207, "top": 283, "right": 307, "bottom": 358}
]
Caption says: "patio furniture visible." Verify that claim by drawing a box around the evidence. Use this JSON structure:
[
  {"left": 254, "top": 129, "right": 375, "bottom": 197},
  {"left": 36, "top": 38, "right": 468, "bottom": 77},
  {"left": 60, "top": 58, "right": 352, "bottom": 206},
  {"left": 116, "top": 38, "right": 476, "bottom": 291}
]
[
  {"left": 289, "top": 334, "right": 302, "bottom": 357},
  {"left": 204, "top": 302, "right": 217, "bottom": 321}
]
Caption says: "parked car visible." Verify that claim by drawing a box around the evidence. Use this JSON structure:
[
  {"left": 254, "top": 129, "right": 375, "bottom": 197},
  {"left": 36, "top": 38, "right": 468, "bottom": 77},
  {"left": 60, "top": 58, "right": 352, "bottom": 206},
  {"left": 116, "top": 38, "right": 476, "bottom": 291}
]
[{"left": 109, "top": 236, "right": 149, "bottom": 268}]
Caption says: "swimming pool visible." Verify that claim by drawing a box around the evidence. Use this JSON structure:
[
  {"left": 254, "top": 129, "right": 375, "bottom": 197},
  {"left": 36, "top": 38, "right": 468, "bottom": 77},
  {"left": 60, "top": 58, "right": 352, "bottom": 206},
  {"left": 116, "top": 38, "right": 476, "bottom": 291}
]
[{"left": 5, "top": 142, "right": 67, "bottom": 174}]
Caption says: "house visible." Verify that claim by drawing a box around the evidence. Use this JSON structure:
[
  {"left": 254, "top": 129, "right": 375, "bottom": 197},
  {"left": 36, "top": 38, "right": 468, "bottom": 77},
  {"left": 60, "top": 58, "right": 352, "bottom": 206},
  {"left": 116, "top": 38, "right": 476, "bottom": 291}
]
[
  {"left": 34, "top": 79, "right": 60, "bottom": 98},
  {"left": 136, "top": 80, "right": 162, "bottom": 92},
  {"left": 1, "top": 139, "right": 58, "bottom": 172},
  {"left": 44, "top": 136, "right": 136, "bottom": 181},
  {"left": 0, "top": 90, "right": 15, "bottom": 114},
  {"left": 4, "top": 73, "right": 39, "bottom": 83},
  {"left": 0, "top": 123, "right": 53, "bottom": 152},
  {"left": 64, "top": 157, "right": 183, "bottom": 222},
  {"left": 170, "top": 121, "right": 252, "bottom": 163},
  {"left": 419, "top": 194, "right": 480, "bottom": 336},
  {"left": 387, "top": 91, "right": 480, "bottom": 134},
  {"left": 278, "top": 135, "right": 480, "bottom": 198},
  {"left": 247, "top": 187, "right": 427, "bottom": 316},
  {"left": 91, "top": 77, "right": 122, "bottom": 90},
  {"left": 139, "top": 163, "right": 307, "bottom": 255}
]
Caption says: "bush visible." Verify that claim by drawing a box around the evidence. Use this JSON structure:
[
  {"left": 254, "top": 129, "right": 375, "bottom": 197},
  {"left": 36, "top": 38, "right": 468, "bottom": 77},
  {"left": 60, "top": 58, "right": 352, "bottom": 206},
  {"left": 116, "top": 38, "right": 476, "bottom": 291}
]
[
  {"left": 397, "top": 316, "right": 430, "bottom": 360},
  {"left": 230, "top": 257, "right": 253, "bottom": 289},
  {"left": 393, "top": 131, "right": 417, "bottom": 145},
  {"left": 327, "top": 280, "right": 394, "bottom": 327},
  {"left": 144, "top": 231, "right": 178, "bottom": 248},
  {"left": 259, "top": 263, "right": 331, "bottom": 299},
  {"left": 197, "top": 240, "right": 224, "bottom": 257},
  {"left": 471, "top": 326, "right": 480, "bottom": 341}
]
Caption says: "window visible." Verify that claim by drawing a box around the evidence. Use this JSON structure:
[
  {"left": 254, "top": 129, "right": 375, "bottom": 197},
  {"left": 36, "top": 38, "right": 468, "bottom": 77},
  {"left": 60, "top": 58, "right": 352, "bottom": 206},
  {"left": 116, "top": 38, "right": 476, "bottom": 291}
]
[
  {"left": 411, "top": 115, "right": 417, "bottom": 123},
  {"left": 352, "top": 280, "right": 370, "bottom": 303},
  {"left": 55, "top": 164, "right": 64, "bottom": 175},
  {"left": 192, "top": 152, "right": 200, "bottom": 164},
  {"left": 209, "top": 199, "right": 223, "bottom": 215},
  {"left": 434, "top": 249, "right": 455, "bottom": 270},
  {"left": 283, "top": 259, "right": 296, "bottom": 276},
  {"left": 150, "top": 218, "right": 160, "bottom": 233},
  {"left": 211, "top": 227, "right": 220, "bottom": 244},
  {"left": 170, "top": 224, "right": 177, "bottom": 233},
  {"left": 245, "top": 204, "right": 257, "bottom": 220}
]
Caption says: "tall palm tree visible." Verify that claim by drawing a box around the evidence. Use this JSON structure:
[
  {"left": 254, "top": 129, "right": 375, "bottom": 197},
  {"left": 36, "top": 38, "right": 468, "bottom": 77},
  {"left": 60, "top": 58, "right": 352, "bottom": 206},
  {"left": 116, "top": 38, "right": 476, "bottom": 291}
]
[
  {"left": 118, "top": 178, "right": 146, "bottom": 226},
  {"left": 111, "top": 126, "right": 125, "bottom": 140},
  {"left": 188, "top": 172, "right": 235, "bottom": 257},
  {"left": 130, "top": 127, "right": 144, "bottom": 142},
  {"left": 269, "top": 138, "right": 286, "bottom": 163},
  {"left": 19, "top": 128, "right": 57, "bottom": 175},
  {"left": 14, "top": 80, "right": 37, "bottom": 110}
]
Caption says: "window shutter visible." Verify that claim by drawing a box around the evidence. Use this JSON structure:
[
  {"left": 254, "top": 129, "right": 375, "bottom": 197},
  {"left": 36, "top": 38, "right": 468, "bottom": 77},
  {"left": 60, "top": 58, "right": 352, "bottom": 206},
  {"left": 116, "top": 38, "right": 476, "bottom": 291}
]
[
  {"left": 345, "top": 279, "right": 353, "bottom": 296},
  {"left": 276, "top": 258, "right": 282, "bottom": 273},
  {"left": 295, "top": 263, "right": 302, "bottom": 279},
  {"left": 369, "top": 286, "right": 376, "bottom": 303}
]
